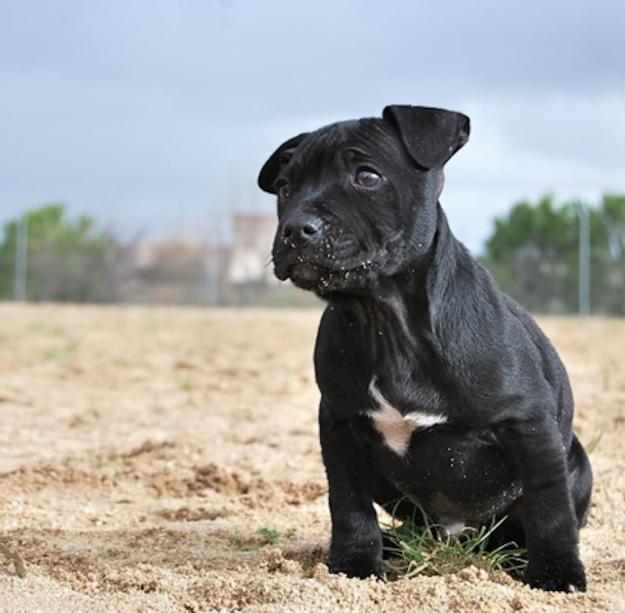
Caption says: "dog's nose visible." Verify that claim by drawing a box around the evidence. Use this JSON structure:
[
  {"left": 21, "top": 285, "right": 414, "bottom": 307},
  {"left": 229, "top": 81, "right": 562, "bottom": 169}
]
[{"left": 282, "top": 216, "right": 323, "bottom": 246}]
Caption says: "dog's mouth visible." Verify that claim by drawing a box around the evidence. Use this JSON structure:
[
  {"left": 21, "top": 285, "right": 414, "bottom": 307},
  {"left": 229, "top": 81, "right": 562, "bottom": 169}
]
[
  {"left": 273, "top": 230, "right": 404, "bottom": 293},
  {"left": 285, "top": 261, "right": 325, "bottom": 290},
  {"left": 274, "top": 256, "right": 330, "bottom": 287},
  {"left": 274, "top": 254, "right": 381, "bottom": 293}
]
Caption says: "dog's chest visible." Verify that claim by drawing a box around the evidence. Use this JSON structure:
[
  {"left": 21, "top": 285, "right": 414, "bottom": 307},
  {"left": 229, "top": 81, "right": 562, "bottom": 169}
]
[
  {"left": 365, "top": 376, "right": 448, "bottom": 456},
  {"left": 361, "top": 377, "right": 520, "bottom": 523}
]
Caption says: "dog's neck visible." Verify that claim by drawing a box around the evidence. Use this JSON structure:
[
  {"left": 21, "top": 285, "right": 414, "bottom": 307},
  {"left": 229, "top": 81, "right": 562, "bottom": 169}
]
[
  {"left": 322, "top": 203, "right": 486, "bottom": 405},
  {"left": 332, "top": 204, "right": 467, "bottom": 339}
]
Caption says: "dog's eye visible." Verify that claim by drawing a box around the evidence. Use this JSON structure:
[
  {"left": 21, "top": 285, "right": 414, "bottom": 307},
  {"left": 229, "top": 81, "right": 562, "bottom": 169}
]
[
  {"left": 355, "top": 168, "right": 382, "bottom": 188},
  {"left": 277, "top": 181, "right": 290, "bottom": 200}
]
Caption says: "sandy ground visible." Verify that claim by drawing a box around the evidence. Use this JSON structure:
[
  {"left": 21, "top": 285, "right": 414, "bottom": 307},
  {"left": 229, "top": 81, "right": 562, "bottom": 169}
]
[{"left": 0, "top": 304, "right": 623, "bottom": 612}]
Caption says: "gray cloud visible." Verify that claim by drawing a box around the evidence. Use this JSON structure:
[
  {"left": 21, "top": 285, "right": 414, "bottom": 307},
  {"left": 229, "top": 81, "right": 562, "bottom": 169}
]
[{"left": 1, "top": 0, "right": 624, "bottom": 252}]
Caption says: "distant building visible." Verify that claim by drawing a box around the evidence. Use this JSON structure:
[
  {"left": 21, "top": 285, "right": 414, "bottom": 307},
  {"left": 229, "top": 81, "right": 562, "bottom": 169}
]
[
  {"left": 228, "top": 212, "right": 277, "bottom": 284},
  {"left": 122, "top": 240, "right": 230, "bottom": 304},
  {"left": 118, "top": 212, "right": 301, "bottom": 306}
]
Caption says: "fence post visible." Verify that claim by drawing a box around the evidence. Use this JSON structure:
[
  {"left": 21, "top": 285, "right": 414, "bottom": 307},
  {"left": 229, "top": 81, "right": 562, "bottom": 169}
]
[
  {"left": 577, "top": 204, "right": 591, "bottom": 316},
  {"left": 14, "top": 214, "right": 29, "bottom": 301}
]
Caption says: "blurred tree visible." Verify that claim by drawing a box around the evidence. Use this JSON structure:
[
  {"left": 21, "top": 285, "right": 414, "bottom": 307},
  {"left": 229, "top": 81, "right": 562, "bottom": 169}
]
[
  {"left": 0, "top": 204, "right": 122, "bottom": 302},
  {"left": 482, "top": 194, "right": 625, "bottom": 314}
]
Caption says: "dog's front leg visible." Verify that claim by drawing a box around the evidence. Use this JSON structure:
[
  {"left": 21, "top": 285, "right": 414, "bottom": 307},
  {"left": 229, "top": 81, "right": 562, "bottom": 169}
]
[
  {"left": 319, "top": 400, "right": 384, "bottom": 579},
  {"left": 503, "top": 415, "right": 586, "bottom": 592}
]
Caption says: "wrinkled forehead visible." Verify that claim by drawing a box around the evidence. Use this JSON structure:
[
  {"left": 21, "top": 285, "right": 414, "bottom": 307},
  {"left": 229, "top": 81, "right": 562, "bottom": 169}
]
[{"left": 293, "top": 118, "right": 406, "bottom": 167}]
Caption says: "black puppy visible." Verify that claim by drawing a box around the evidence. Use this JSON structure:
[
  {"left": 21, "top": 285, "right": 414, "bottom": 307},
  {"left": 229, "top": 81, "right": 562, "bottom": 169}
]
[{"left": 257, "top": 105, "right": 592, "bottom": 592}]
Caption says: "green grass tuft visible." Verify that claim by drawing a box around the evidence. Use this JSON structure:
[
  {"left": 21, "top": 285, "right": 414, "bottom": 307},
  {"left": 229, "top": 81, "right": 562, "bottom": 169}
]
[
  {"left": 229, "top": 527, "right": 282, "bottom": 551},
  {"left": 259, "top": 527, "right": 280, "bottom": 544},
  {"left": 229, "top": 536, "right": 256, "bottom": 551},
  {"left": 585, "top": 429, "right": 604, "bottom": 455},
  {"left": 42, "top": 340, "right": 78, "bottom": 361},
  {"left": 382, "top": 502, "right": 527, "bottom": 580},
  {"left": 177, "top": 376, "right": 194, "bottom": 391}
]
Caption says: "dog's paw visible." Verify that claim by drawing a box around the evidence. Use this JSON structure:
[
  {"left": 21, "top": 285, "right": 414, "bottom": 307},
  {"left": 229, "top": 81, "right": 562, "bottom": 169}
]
[
  {"left": 328, "top": 553, "right": 385, "bottom": 580},
  {"left": 524, "top": 552, "right": 586, "bottom": 593}
]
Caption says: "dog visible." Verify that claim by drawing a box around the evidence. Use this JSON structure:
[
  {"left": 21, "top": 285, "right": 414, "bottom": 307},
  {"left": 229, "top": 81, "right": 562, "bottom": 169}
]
[{"left": 257, "top": 105, "right": 592, "bottom": 592}]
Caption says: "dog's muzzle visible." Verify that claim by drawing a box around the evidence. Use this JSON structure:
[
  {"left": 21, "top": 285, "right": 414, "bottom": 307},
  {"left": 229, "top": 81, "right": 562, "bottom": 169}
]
[
  {"left": 272, "top": 214, "right": 329, "bottom": 288},
  {"left": 272, "top": 214, "right": 389, "bottom": 293}
]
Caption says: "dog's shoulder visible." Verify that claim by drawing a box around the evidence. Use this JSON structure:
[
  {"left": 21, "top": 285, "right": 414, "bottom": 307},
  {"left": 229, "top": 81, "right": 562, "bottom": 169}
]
[
  {"left": 314, "top": 304, "right": 373, "bottom": 415},
  {"left": 315, "top": 303, "right": 364, "bottom": 356}
]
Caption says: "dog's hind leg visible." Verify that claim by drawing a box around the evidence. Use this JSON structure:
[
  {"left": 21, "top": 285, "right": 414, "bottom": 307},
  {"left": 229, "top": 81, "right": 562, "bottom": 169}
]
[
  {"left": 568, "top": 434, "right": 593, "bottom": 528},
  {"left": 485, "top": 434, "right": 592, "bottom": 563}
]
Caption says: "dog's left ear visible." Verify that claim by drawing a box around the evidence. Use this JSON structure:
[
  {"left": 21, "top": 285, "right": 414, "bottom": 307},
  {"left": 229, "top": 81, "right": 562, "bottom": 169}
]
[
  {"left": 383, "top": 105, "right": 470, "bottom": 169},
  {"left": 258, "top": 132, "right": 308, "bottom": 194}
]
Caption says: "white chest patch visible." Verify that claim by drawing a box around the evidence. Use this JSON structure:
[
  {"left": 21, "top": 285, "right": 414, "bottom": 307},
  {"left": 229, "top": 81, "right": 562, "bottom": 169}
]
[{"left": 367, "top": 379, "right": 447, "bottom": 456}]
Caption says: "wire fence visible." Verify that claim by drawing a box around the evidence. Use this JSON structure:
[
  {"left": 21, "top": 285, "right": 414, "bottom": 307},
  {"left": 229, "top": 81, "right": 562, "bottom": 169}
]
[
  {"left": 1, "top": 198, "right": 624, "bottom": 313},
  {"left": 0, "top": 231, "right": 315, "bottom": 307},
  {"left": 1, "top": 236, "right": 623, "bottom": 313}
]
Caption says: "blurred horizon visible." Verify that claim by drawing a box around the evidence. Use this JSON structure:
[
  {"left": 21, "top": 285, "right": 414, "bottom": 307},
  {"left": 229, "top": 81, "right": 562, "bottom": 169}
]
[
  {"left": 2, "top": 1, "right": 624, "bottom": 254},
  {"left": 2, "top": 192, "right": 624, "bottom": 314}
]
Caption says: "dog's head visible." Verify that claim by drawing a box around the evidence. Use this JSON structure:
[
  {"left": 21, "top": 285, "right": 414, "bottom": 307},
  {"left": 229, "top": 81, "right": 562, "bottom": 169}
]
[{"left": 258, "top": 105, "right": 469, "bottom": 296}]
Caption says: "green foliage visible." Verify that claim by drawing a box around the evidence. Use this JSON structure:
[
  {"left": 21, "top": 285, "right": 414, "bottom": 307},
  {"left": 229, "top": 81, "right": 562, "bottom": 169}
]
[
  {"left": 481, "top": 194, "right": 625, "bottom": 314},
  {"left": 383, "top": 504, "right": 527, "bottom": 579},
  {"left": 0, "top": 204, "right": 121, "bottom": 302}
]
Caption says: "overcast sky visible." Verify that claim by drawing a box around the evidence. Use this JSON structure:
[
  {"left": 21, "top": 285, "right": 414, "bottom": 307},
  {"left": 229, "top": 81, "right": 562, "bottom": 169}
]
[{"left": 1, "top": 1, "right": 624, "bottom": 252}]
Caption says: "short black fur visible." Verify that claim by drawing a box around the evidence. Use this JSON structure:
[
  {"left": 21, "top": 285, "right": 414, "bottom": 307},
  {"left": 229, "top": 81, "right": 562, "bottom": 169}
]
[{"left": 258, "top": 105, "right": 592, "bottom": 592}]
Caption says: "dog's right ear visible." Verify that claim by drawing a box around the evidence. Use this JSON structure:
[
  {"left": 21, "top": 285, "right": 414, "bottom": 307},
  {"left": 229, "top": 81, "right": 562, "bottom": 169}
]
[{"left": 258, "top": 133, "right": 308, "bottom": 194}]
